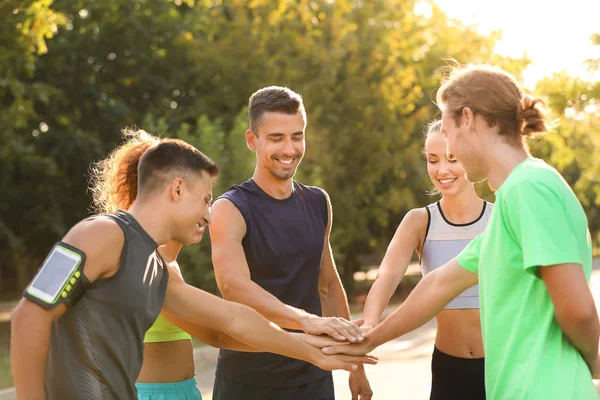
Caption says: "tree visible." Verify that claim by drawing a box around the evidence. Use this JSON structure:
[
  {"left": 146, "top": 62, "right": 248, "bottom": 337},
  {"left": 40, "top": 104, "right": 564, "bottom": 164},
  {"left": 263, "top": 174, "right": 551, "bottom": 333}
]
[
  {"left": 0, "top": 0, "right": 66, "bottom": 293},
  {"left": 532, "top": 61, "right": 600, "bottom": 254}
]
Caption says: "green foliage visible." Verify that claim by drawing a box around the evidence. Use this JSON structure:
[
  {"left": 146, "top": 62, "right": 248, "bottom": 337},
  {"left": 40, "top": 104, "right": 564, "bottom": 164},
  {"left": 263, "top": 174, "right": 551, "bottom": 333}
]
[
  {"left": 1, "top": 1, "right": 598, "bottom": 297},
  {"left": 532, "top": 71, "right": 600, "bottom": 253}
]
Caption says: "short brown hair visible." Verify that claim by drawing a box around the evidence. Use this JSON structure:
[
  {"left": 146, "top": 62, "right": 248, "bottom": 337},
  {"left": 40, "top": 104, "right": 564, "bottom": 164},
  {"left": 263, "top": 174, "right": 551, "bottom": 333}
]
[
  {"left": 138, "top": 138, "right": 218, "bottom": 196},
  {"left": 437, "top": 65, "right": 548, "bottom": 144},
  {"left": 89, "top": 128, "right": 218, "bottom": 213},
  {"left": 248, "top": 86, "right": 306, "bottom": 133}
]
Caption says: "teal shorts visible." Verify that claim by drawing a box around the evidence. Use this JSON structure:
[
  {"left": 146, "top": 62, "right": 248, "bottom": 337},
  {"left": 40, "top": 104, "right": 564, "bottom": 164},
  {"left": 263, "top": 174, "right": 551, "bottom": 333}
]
[{"left": 136, "top": 377, "right": 202, "bottom": 400}]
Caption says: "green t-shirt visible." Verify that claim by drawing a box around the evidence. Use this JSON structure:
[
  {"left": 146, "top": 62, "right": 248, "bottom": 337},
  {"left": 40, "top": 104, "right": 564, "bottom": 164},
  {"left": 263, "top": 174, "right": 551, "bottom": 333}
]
[{"left": 457, "top": 157, "right": 597, "bottom": 399}]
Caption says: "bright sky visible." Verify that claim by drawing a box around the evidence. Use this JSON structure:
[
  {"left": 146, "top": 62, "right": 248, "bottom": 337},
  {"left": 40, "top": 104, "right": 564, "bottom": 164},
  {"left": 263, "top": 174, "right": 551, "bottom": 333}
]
[{"left": 430, "top": 0, "right": 600, "bottom": 88}]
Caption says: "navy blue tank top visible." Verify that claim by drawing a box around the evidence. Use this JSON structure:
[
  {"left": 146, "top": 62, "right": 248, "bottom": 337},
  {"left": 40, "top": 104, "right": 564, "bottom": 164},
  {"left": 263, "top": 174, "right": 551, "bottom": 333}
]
[{"left": 215, "top": 179, "right": 331, "bottom": 387}]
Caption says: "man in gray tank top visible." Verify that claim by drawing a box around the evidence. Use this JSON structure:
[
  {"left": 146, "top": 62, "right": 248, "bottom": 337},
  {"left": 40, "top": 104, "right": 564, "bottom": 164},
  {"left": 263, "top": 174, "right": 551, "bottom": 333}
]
[{"left": 11, "top": 138, "right": 220, "bottom": 399}]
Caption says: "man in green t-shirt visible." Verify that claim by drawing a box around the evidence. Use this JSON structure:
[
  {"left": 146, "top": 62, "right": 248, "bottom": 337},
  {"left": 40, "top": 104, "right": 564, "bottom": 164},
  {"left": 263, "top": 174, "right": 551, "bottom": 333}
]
[{"left": 322, "top": 65, "right": 600, "bottom": 399}]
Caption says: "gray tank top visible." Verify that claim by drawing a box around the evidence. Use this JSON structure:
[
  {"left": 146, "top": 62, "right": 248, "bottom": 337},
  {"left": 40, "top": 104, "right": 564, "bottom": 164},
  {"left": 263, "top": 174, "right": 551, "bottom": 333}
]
[
  {"left": 420, "top": 201, "right": 493, "bottom": 309},
  {"left": 45, "top": 210, "right": 168, "bottom": 400}
]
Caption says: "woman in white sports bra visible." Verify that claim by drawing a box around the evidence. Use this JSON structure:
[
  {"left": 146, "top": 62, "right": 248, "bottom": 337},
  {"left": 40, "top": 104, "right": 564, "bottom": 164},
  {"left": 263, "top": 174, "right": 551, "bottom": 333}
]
[{"left": 362, "top": 119, "right": 491, "bottom": 400}]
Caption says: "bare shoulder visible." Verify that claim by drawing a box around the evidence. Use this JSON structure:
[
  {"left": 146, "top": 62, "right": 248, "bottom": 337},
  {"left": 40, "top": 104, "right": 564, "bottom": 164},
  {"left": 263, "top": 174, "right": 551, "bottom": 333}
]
[
  {"left": 210, "top": 198, "right": 246, "bottom": 238},
  {"left": 62, "top": 217, "right": 124, "bottom": 281},
  {"left": 402, "top": 207, "right": 429, "bottom": 231},
  {"left": 396, "top": 207, "right": 429, "bottom": 251},
  {"left": 63, "top": 217, "right": 124, "bottom": 250},
  {"left": 212, "top": 198, "right": 244, "bottom": 220},
  {"left": 314, "top": 187, "right": 332, "bottom": 227}
]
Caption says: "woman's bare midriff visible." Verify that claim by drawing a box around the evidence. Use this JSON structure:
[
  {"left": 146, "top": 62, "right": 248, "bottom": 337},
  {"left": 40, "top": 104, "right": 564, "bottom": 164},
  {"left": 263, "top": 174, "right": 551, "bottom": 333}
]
[
  {"left": 434, "top": 309, "right": 484, "bottom": 358},
  {"left": 136, "top": 339, "right": 195, "bottom": 383}
]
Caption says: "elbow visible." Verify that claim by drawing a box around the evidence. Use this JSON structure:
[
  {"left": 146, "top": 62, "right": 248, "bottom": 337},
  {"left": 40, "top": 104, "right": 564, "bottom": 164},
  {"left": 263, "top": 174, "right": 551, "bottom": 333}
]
[
  {"left": 219, "top": 278, "right": 245, "bottom": 302},
  {"left": 201, "top": 330, "right": 222, "bottom": 348},
  {"left": 556, "top": 305, "right": 599, "bottom": 333},
  {"left": 318, "top": 283, "right": 332, "bottom": 301},
  {"left": 225, "top": 303, "right": 252, "bottom": 337}
]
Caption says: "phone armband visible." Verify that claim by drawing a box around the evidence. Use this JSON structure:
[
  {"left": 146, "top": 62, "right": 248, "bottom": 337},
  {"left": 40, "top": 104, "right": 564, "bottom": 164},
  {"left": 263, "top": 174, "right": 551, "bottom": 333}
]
[{"left": 23, "top": 242, "right": 91, "bottom": 310}]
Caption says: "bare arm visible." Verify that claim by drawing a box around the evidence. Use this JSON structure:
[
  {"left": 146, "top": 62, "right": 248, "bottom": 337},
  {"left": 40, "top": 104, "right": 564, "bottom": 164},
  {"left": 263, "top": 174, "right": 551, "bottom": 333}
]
[
  {"left": 362, "top": 208, "right": 427, "bottom": 329},
  {"left": 161, "top": 259, "right": 347, "bottom": 352},
  {"left": 539, "top": 263, "right": 599, "bottom": 371},
  {"left": 317, "top": 191, "right": 365, "bottom": 343},
  {"left": 319, "top": 239, "right": 350, "bottom": 320},
  {"left": 11, "top": 302, "right": 65, "bottom": 399},
  {"left": 11, "top": 218, "right": 123, "bottom": 399},
  {"left": 323, "top": 259, "right": 478, "bottom": 355},
  {"left": 161, "top": 270, "right": 377, "bottom": 372},
  {"left": 318, "top": 191, "right": 351, "bottom": 320},
  {"left": 210, "top": 198, "right": 362, "bottom": 341}
]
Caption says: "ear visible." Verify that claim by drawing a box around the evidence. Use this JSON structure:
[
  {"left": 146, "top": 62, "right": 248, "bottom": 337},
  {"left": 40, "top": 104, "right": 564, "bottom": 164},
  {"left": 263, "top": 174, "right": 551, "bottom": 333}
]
[
  {"left": 168, "top": 177, "right": 185, "bottom": 203},
  {"left": 246, "top": 129, "right": 257, "bottom": 151},
  {"left": 462, "top": 107, "right": 476, "bottom": 131}
]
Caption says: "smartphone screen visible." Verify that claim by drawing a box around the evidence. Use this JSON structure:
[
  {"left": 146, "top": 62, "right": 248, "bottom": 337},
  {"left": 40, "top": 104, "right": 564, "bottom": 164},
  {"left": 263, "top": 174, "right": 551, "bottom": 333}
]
[{"left": 28, "top": 248, "right": 80, "bottom": 302}]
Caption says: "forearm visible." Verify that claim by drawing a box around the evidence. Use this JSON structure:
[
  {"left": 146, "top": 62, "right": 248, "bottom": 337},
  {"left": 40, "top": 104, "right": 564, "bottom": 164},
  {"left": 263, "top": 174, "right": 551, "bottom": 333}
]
[
  {"left": 187, "top": 325, "right": 261, "bottom": 352},
  {"left": 225, "top": 303, "right": 322, "bottom": 363},
  {"left": 222, "top": 279, "right": 311, "bottom": 330},
  {"left": 362, "top": 275, "right": 401, "bottom": 327},
  {"left": 166, "top": 316, "right": 258, "bottom": 352},
  {"left": 164, "top": 282, "right": 316, "bottom": 349},
  {"left": 213, "top": 332, "right": 339, "bottom": 352},
  {"left": 368, "top": 268, "right": 459, "bottom": 348},
  {"left": 11, "top": 312, "right": 51, "bottom": 399},
  {"left": 320, "top": 280, "right": 351, "bottom": 319},
  {"left": 558, "top": 314, "right": 600, "bottom": 366},
  {"left": 162, "top": 288, "right": 265, "bottom": 352}
]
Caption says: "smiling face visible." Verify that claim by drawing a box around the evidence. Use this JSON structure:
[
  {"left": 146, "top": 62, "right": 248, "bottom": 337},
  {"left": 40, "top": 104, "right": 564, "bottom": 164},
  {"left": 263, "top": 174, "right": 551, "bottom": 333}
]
[
  {"left": 168, "top": 170, "right": 215, "bottom": 245},
  {"left": 247, "top": 111, "right": 306, "bottom": 181},
  {"left": 425, "top": 129, "right": 471, "bottom": 197},
  {"left": 440, "top": 108, "right": 488, "bottom": 183}
]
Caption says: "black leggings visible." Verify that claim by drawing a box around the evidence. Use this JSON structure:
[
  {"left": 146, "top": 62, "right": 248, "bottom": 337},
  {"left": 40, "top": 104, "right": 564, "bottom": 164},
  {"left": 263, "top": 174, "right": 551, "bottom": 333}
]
[{"left": 430, "top": 347, "right": 486, "bottom": 400}]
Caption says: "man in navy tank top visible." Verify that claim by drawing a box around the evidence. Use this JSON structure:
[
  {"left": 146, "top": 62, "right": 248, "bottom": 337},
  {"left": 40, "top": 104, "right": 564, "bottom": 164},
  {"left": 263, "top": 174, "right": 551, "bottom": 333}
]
[{"left": 210, "top": 86, "right": 373, "bottom": 400}]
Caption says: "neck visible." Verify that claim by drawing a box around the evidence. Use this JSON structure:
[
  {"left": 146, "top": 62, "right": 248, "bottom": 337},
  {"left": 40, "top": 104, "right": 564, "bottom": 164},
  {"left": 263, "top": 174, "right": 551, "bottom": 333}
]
[
  {"left": 439, "top": 185, "right": 483, "bottom": 224},
  {"left": 128, "top": 200, "right": 172, "bottom": 246},
  {"left": 158, "top": 241, "right": 182, "bottom": 263},
  {"left": 485, "top": 139, "right": 530, "bottom": 191},
  {"left": 252, "top": 167, "right": 294, "bottom": 200}
]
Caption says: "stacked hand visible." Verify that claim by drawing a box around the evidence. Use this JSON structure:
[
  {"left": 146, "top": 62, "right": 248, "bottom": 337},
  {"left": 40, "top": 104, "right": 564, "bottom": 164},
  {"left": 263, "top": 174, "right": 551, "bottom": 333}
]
[
  {"left": 294, "top": 332, "right": 350, "bottom": 348},
  {"left": 301, "top": 315, "right": 366, "bottom": 342},
  {"left": 298, "top": 317, "right": 376, "bottom": 399},
  {"left": 294, "top": 332, "right": 378, "bottom": 372},
  {"left": 359, "top": 323, "right": 374, "bottom": 335},
  {"left": 295, "top": 331, "right": 375, "bottom": 398},
  {"left": 321, "top": 336, "right": 376, "bottom": 357}
]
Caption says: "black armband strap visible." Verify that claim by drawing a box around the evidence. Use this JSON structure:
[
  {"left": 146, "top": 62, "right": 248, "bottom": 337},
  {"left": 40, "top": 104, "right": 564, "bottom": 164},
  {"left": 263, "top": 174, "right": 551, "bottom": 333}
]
[{"left": 23, "top": 242, "right": 91, "bottom": 310}]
